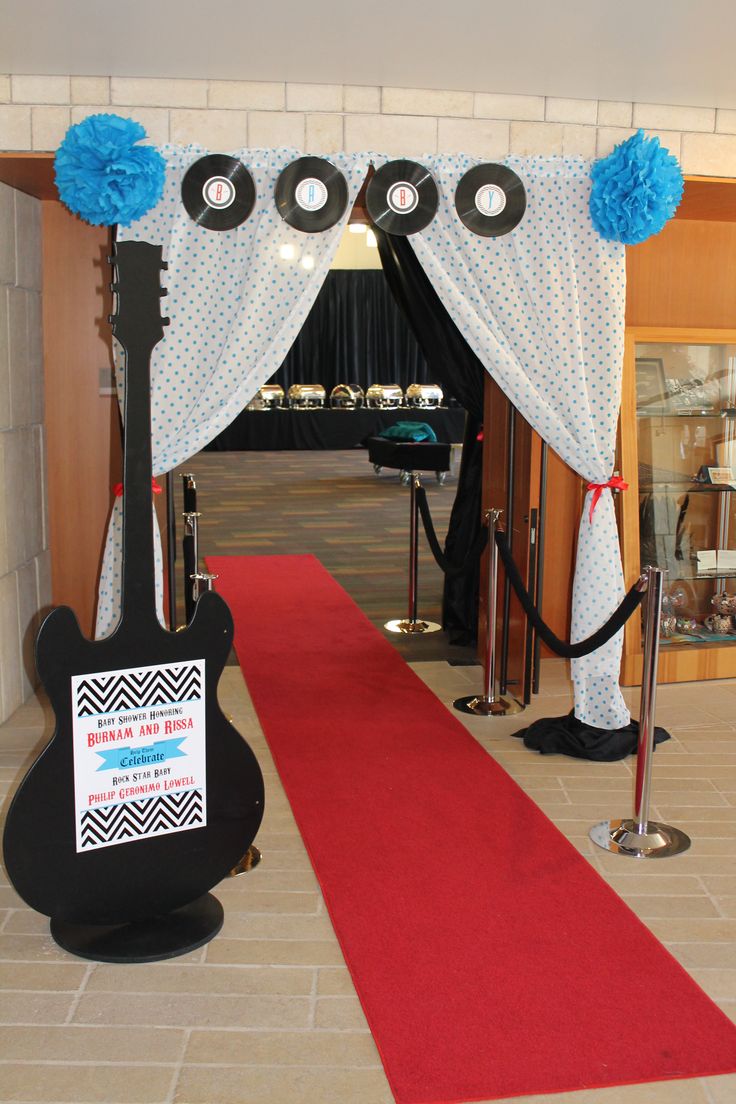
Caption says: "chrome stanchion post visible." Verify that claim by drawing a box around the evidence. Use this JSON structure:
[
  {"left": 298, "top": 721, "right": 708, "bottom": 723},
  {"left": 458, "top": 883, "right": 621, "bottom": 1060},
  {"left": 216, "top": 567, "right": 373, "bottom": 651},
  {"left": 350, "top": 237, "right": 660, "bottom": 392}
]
[
  {"left": 385, "top": 473, "right": 441, "bottom": 635},
  {"left": 454, "top": 510, "right": 523, "bottom": 717},
  {"left": 590, "top": 566, "right": 691, "bottom": 858}
]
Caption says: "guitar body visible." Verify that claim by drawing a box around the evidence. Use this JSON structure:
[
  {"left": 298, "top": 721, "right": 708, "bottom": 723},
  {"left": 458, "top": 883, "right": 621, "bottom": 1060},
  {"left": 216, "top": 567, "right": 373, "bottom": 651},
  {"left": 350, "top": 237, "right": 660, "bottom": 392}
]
[
  {"left": 4, "top": 593, "right": 263, "bottom": 924},
  {"left": 2, "top": 240, "right": 264, "bottom": 935}
]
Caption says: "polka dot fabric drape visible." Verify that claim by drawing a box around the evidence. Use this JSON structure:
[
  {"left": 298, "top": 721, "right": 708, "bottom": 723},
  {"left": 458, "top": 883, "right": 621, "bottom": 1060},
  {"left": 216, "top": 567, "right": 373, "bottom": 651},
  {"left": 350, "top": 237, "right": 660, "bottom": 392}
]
[
  {"left": 409, "top": 155, "right": 629, "bottom": 728},
  {"left": 95, "top": 147, "right": 630, "bottom": 731},
  {"left": 95, "top": 145, "right": 372, "bottom": 637}
]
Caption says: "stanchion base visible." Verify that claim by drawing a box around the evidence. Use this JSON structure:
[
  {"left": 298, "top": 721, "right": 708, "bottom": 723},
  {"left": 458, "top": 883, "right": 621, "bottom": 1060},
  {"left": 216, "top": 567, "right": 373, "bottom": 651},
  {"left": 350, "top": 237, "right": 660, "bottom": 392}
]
[
  {"left": 453, "top": 694, "right": 524, "bottom": 717},
  {"left": 49, "top": 892, "right": 224, "bottom": 963},
  {"left": 589, "top": 818, "right": 691, "bottom": 858},
  {"left": 384, "top": 618, "right": 442, "bottom": 634},
  {"left": 229, "top": 845, "right": 262, "bottom": 877}
]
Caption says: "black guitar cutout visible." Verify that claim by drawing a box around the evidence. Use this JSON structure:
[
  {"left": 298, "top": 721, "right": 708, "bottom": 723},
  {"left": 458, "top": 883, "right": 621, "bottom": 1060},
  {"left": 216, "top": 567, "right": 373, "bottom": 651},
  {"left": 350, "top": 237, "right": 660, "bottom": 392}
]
[{"left": 2, "top": 241, "right": 264, "bottom": 952}]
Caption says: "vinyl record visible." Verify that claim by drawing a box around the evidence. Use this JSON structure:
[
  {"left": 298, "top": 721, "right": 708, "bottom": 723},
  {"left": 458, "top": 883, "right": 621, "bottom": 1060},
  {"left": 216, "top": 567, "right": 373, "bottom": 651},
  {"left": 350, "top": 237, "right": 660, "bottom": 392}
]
[
  {"left": 181, "top": 155, "right": 256, "bottom": 231},
  {"left": 275, "top": 157, "right": 348, "bottom": 233},
  {"left": 455, "top": 163, "right": 526, "bottom": 237},
  {"left": 366, "top": 160, "right": 438, "bottom": 236}
]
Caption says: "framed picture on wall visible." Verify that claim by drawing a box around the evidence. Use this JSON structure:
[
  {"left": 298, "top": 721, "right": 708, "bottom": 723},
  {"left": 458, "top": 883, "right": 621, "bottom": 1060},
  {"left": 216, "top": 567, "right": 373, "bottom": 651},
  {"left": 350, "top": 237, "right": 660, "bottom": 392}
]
[{"left": 635, "top": 356, "right": 668, "bottom": 415}]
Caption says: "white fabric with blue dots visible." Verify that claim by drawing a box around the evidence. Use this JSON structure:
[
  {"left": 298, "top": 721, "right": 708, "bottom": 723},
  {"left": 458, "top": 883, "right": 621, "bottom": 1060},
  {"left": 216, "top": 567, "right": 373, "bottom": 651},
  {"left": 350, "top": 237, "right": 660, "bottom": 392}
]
[
  {"left": 97, "top": 147, "right": 629, "bottom": 731},
  {"left": 96, "top": 146, "right": 374, "bottom": 640},
  {"left": 410, "top": 154, "right": 628, "bottom": 729}
]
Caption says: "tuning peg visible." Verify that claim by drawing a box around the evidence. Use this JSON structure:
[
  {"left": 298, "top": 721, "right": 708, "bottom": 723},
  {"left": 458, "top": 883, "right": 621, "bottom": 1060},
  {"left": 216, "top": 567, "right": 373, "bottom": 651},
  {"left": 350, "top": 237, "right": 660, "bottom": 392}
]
[
  {"left": 161, "top": 261, "right": 169, "bottom": 271},
  {"left": 107, "top": 255, "right": 116, "bottom": 264},
  {"left": 109, "top": 282, "right": 120, "bottom": 293},
  {"left": 159, "top": 287, "right": 168, "bottom": 297},
  {"left": 162, "top": 316, "right": 171, "bottom": 327},
  {"left": 107, "top": 313, "right": 118, "bottom": 325}
]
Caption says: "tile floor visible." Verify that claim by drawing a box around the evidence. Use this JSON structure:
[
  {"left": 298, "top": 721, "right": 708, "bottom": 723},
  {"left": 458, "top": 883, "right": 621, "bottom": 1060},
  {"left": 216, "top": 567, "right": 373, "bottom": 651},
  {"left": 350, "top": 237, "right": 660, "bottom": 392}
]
[{"left": 1, "top": 659, "right": 735, "bottom": 1103}]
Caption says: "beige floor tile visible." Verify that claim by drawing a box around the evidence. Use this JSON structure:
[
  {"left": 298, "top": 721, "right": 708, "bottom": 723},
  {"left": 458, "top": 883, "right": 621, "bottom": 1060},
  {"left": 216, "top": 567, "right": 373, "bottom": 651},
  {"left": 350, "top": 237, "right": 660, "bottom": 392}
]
[
  {"left": 0, "top": 961, "right": 87, "bottom": 989},
  {"left": 73, "top": 991, "right": 312, "bottom": 1029},
  {"left": 174, "top": 1065, "right": 394, "bottom": 1104},
  {"left": 84, "top": 962, "right": 314, "bottom": 996},
  {"left": 689, "top": 967, "right": 736, "bottom": 1000},
  {"left": 314, "top": 995, "right": 371, "bottom": 1030},
  {"left": 184, "top": 1027, "right": 381, "bottom": 1066},
  {"left": 0, "top": 990, "right": 76, "bottom": 1022},
  {"left": 0, "top": 1023, "right": 185, "bottom": 1061},
  {"left": 624, "top": 894, "right": 719, "bottom": 918},
  {"left": 205, "top": 939, "right": 346, "bottom": 966},
  {"left": 0, "top": 1064, "right": 176, "bottom": 1103},
  {"left": 672, "top": 942, "right": 736, "bottom": 969},
  {"left": 706, "top": 1072, "right": 736, "bottom": 1102}
]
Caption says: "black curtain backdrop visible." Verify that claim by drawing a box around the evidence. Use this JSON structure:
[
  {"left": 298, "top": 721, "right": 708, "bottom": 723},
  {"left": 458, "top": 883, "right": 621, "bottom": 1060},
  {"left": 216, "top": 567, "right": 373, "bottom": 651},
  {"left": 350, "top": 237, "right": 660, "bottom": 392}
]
[
  {"left": 268, "top": 270, "right": 436, "bottom": 394},
  {"left": 374, "top": 227, "right": 486, "bottom": 645}
]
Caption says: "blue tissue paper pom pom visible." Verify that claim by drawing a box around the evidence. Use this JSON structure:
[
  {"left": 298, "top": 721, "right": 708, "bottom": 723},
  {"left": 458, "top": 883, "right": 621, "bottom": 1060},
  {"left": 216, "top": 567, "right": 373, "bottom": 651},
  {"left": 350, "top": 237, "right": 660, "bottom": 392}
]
[
  {"left": 589, "top": 129, "right": 684, "bottom": 245},
  {"left": 54, "top": 113, "right": 166, "bottom": 227}
]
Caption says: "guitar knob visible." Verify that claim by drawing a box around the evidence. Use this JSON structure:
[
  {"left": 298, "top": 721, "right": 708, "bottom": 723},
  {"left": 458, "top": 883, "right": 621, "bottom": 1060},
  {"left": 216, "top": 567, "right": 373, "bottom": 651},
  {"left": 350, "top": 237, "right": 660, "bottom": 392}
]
[
  {"left": 162, "top": 316, "right": 171, "bottom": 327},
  {"left": 109, "top": 282, "right": 120, "bottom": 292},
  {"left": 107, "top": 314, "right": 117, "bottom": 325}
]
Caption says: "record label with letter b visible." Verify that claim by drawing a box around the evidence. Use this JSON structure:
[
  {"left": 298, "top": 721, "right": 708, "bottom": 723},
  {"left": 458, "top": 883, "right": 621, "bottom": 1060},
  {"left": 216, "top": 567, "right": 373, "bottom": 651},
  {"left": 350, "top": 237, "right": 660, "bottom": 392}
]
[
  {"left": 366, "top": 160, "right": 438, "bottom": 236},
  {"left": 181, "top": 155, "right": 256, "bottom": 231},
  {"left": 455, "top": 164, "right": 526, "bottom": 237}
]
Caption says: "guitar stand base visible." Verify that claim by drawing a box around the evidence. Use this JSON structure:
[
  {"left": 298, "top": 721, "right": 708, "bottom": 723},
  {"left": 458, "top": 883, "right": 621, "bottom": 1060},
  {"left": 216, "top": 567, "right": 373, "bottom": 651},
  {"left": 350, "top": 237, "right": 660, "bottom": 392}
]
[{"left": 49, "top": 892, "right": 224, "bottom": 963}]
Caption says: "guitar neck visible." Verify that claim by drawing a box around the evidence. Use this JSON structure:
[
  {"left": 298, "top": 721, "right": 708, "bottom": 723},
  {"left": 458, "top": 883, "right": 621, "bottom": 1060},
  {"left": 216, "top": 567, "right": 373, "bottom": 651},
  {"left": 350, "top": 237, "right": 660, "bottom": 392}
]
[
  {"left": 112, "top": 241, "right": 167, "bottom": 626},
  {"left": 120, "top": 345, "right": 157, "bottom": 620}
]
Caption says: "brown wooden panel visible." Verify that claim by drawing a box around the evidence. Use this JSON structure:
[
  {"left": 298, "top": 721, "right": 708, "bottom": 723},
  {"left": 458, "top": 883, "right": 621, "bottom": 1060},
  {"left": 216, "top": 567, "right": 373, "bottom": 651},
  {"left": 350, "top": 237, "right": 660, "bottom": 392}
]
[
  {"left": 539, "top": 449, "right": 579, "bottom": 650},
  {"left": 626, "top": 219, "right": 736, "bottom": 329},
  {"left": 43, "top": 201, "right": 121, "bottom": 636},
  {"left": 677, "top": 176, "right": 736, "bottom": 221},
  {"left": 480, "top": 374, "right": 543, "bottom": 695},
  {"left": 0, "top": 153, "right": 57, "bottom": 200}
]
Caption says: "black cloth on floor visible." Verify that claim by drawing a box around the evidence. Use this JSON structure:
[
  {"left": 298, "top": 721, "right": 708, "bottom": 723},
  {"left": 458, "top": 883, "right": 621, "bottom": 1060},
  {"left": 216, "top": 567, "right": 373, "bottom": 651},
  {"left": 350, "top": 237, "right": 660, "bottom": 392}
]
[{"left": 514, "top": 711, "right": 671, "bottom": 761}]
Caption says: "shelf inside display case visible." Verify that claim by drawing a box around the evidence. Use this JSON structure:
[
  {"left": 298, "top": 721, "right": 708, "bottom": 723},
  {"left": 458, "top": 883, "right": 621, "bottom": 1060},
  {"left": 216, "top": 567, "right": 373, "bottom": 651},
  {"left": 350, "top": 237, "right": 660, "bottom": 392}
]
[{"left": 630, "top": 337, "right": 736, "bottom": 664}]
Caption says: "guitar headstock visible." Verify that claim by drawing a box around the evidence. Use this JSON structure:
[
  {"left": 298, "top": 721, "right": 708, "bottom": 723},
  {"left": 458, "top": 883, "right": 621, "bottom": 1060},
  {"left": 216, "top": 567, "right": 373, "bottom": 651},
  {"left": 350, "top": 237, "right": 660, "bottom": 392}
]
[{"left": 108, "top": 240, "right": 169, "bottom": 352}]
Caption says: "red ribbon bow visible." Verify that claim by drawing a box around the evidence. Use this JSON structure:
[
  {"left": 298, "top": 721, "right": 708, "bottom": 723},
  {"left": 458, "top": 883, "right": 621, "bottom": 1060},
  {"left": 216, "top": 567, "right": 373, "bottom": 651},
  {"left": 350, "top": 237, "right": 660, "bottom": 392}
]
[
  {"left": 586, "top": 475, "right": 628, "bottom": 523},
  {"left": 114, "top": 478, "right": 163, "bottom": 497}
]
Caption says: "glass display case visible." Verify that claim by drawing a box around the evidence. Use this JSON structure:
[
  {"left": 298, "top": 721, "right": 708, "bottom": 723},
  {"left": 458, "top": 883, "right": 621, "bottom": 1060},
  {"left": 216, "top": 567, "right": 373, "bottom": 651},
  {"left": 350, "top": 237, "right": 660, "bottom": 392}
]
[{"left": 620, "top": 329, "right": 736, "bottom": 683}]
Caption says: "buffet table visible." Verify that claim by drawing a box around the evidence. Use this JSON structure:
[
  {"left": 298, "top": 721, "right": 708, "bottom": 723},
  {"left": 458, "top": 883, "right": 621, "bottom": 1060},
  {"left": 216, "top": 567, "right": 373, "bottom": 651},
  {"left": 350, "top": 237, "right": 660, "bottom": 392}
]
[{"left": 205, "top": 407, "right": 467, "bottom": 451}]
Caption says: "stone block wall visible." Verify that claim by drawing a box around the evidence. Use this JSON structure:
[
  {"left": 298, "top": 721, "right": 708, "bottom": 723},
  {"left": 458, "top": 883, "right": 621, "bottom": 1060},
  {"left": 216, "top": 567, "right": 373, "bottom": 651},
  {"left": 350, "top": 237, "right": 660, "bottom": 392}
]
[
  {"left": 0, "top": 182, "right": 49, "bottom": 722},
  {"left": 1, "top": 75, "right": 736, "bottom": 173}
]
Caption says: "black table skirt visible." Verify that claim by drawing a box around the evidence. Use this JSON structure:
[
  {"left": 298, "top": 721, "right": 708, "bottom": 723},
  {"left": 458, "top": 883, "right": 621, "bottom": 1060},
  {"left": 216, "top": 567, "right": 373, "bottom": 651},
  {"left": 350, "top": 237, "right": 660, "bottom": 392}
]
[{"left": 205, "top": 407, "right": 467, "bottom": 451}]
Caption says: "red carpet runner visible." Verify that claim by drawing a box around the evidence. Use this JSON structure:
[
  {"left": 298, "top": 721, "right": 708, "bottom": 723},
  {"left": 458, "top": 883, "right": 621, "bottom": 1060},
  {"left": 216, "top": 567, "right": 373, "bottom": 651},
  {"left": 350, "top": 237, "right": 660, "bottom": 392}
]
[{"left": 208, "top": 554, "right": 736, "bottom": 1104}]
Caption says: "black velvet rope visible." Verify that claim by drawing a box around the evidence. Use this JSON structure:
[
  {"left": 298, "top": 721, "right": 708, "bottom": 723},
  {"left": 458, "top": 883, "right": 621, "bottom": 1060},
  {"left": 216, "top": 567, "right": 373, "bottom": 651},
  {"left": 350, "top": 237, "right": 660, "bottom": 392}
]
[
  {"left": 494, "top": 529, "right": 645, "bottom": 659},
  {"left": 415, "top": 485, "right": 489, "bottom": 578}
]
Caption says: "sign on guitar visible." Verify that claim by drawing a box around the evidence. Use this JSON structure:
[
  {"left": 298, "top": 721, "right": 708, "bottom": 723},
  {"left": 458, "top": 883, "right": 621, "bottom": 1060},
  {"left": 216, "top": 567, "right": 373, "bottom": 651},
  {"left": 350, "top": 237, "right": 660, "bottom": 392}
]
[{"left": 71, "top": 659, "right": 207, "bottom": 853}]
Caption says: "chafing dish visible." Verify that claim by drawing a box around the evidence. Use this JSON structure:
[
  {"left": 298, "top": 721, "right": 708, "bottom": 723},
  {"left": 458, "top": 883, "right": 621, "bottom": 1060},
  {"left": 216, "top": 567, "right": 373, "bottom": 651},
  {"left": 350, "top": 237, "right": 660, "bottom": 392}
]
[
  {"left": 246, "top": 384, "right": 285, "bottom": 411},
  {"left": 330, "top": 384, "right": 365, "bottom": 409},
  {"left": 287, "top": 384, "right": 326, "bottom": 409},
  {"left": 365, "top": 384, "right": 404, "bottom": 409},
  {"left": 406, "top": 383, "right": 444, "bottom": 409}
]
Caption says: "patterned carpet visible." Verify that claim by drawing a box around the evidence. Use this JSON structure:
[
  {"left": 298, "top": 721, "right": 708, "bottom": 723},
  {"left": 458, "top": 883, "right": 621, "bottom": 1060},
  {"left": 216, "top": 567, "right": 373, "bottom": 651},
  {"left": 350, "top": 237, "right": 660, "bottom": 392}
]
[{"left": 172, "top": 449, "right": 477, "bottom": 664}]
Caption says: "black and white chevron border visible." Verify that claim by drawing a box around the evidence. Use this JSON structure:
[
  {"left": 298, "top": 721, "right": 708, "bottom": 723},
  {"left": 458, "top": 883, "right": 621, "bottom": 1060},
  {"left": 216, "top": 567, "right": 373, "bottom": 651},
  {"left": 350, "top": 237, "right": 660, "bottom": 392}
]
[
  {"left": 79, "top": 788, "right": 204, "bottom": 850},
  {"left": 75, "top": 663, "right": 202, "bottom": 717}
]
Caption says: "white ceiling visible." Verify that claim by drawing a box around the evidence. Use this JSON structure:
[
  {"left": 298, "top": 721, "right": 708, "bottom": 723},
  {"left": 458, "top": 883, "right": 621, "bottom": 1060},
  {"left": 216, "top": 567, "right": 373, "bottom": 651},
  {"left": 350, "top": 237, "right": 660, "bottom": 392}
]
[{"left": 3, "top": 0, "right": 736, "bottom": 111}]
